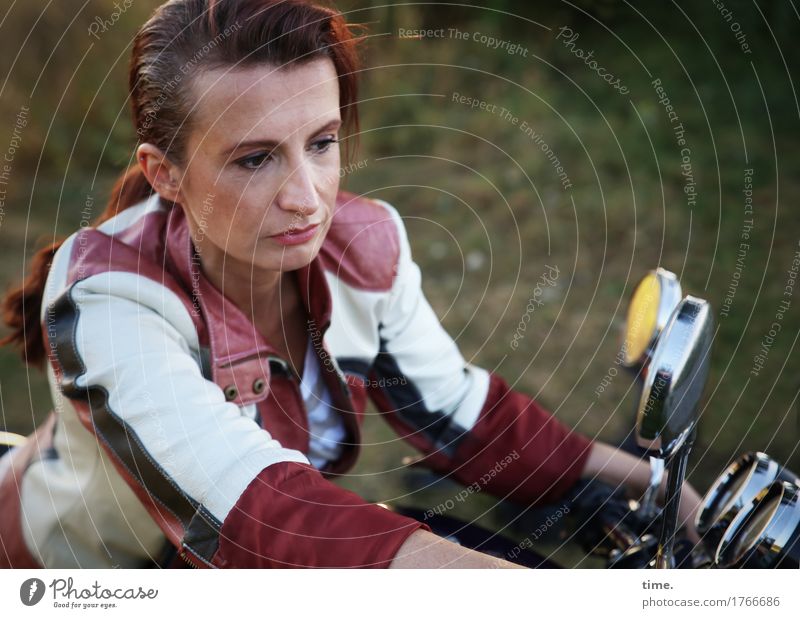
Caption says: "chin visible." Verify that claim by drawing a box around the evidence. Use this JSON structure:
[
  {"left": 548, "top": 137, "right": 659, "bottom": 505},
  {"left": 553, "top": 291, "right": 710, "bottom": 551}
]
[{"left": 256, "top": 244, "right": 320, "bottom": 272}]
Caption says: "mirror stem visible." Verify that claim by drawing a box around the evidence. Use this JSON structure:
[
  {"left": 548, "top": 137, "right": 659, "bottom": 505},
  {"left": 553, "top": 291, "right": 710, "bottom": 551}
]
[
  {"left": 654, "top": 436, "right": 694, "bottom": 568},
  {"left": 640, "top": 456, "right": 665, "bottom": 518}
]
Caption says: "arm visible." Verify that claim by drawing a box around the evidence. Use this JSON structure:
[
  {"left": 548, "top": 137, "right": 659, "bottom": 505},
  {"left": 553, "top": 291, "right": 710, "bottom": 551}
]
[
  {"left": 390, "top": 529, "right": 522, "bottom": 568},
  {"left": 367, "top": 202, "right": 593, "bottom": 507},
  {"left": 47, "top": 270, "right": 426, "bottom": 567},
  {"left": 581, "top": 441, "right": 702, "bottom": 542}
]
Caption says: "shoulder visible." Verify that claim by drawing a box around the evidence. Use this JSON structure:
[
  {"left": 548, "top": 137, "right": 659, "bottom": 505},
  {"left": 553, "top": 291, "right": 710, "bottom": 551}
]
[
  {"left": 48, "top": 194, "right": 168, "bottom": 283},
  {"left": 317, "top": 191, "right": 407, "bottom": 292},
  {"left": 42, "top": 194, "right": 193, "bottom": 328}
]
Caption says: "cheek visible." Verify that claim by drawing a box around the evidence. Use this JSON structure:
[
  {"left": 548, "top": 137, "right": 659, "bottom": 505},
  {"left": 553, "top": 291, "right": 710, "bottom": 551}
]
[
  {"left": 202, "top": 198, "right": 257, "bottom": 248},
  {"left": 320, "top": 162, "right": 341, "bottom": 197}
]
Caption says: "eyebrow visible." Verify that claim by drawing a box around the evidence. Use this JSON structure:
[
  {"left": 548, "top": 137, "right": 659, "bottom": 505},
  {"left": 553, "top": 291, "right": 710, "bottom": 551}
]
[{"left": 220, "top": 118, "right": 342, "bottom": 159}]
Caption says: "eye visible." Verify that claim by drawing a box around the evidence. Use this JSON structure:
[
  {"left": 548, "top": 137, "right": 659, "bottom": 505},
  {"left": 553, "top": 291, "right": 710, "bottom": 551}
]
[
  {"left": 237, "top": 151, "right": 273, "bottom": 170},
  {"left": 310, "top": 136, "right": 338, "bottom": 154}
]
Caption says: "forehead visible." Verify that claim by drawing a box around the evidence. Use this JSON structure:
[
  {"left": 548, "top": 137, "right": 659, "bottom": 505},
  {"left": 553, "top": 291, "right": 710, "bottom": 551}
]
[{"left": 188, "top": 57, "right": 340, "bottom": 149}]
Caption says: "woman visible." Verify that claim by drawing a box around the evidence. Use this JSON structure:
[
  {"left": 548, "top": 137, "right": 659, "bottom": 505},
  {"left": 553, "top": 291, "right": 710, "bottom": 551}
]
[{"left": 0, "top": 0, "right": 701, "bottom": 568}]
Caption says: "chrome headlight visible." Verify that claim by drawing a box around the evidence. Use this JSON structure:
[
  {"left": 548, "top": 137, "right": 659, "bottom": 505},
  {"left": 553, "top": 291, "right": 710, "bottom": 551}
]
[
  {"left": 715, "top": 480, "right": 800, "bottom": 568},
  {"left": 696, "top": 452, "right": 796, "bottom": 550}
]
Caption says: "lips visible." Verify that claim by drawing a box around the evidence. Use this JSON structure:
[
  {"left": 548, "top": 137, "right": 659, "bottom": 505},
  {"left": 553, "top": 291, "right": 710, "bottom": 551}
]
[
  {"left": 271, "top": 223, "right": 318, "bottom": 237},
  {"left": 267, "top": 222, "right": 320, "bottom": 246}
]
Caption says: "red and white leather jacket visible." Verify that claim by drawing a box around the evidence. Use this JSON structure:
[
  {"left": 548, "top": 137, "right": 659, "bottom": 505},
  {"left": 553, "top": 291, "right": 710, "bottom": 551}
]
[{"left": 8, "top": 190, "right": 593, "bottom": 568}]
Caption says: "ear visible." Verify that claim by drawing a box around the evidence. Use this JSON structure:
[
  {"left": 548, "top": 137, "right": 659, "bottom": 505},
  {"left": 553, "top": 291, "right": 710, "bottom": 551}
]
[{"left": 136, "top": 143, "right": 185, "bottom": 204}]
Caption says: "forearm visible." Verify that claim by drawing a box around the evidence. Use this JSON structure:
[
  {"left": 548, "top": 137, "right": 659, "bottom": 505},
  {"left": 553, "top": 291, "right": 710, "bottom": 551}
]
[
  {"left": 390, "top": 529, "right": 523, "bottom": 569},
  {"left": 581, "top": 441, "right": 702, "bottom": 542},
  {"left": 582, "top": 441, "right": 656, "bottom": 496}
]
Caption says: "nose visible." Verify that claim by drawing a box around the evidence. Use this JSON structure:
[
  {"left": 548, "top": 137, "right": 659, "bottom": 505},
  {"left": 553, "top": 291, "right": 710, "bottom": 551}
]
[{"left": 275, "top": 158, "right": 320, "bottom": 217}]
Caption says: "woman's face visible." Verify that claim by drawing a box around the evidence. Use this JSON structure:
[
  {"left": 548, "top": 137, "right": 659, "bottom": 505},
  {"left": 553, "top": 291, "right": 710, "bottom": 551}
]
[{"left": 165, "top": 57, "right": 342, "bottom": 275}]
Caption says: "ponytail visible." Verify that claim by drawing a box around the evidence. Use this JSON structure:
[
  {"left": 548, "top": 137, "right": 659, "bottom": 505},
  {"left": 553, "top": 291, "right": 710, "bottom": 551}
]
[{"left": 0, "top": 166, "right": 154, "bottom": 369}]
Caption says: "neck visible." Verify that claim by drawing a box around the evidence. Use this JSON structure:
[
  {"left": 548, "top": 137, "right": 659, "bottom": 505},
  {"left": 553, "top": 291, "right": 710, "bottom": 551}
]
[{"left": 199, "top": 248, "right": 295, "bottom": 322}]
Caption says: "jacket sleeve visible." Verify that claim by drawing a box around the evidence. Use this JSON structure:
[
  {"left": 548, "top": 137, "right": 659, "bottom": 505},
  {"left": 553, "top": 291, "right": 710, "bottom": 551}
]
[
  {"left": 47, "top": 270, "right": 425, "bottom": 568},
  {"left": 367, "top": 202, "right": 594, "bottom": 506}
]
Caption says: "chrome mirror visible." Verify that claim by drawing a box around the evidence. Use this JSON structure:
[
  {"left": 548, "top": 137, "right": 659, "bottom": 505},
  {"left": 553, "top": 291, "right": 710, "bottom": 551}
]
[{"left": 635, "top": 296, "right": 713, "bottom": 460}]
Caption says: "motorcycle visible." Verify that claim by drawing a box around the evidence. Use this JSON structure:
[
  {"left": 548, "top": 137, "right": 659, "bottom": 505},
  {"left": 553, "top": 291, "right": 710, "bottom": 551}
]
[{"left": 390, "top": 268, "right": 800, "bottom": 569}]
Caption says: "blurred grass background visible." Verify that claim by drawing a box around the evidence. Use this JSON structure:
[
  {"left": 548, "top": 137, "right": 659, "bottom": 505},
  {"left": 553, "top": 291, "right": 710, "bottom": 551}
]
[{"left": 1, "top": 1, "right": 798, "bottom": 564}]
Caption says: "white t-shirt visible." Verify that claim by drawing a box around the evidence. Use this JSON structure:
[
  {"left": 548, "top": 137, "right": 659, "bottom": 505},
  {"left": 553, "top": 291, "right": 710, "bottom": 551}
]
[{"left": 299, "top": 337, "right": 347, "bottom": 469}]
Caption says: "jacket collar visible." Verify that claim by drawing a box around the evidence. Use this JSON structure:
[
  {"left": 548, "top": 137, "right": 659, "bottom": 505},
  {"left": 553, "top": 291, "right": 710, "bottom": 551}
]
[{"left": 163, "top": 202, "right": 333, "bottom": 404}]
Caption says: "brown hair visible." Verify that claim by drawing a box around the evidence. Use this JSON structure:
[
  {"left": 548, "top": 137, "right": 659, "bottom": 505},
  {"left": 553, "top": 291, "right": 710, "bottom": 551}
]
[{"left": 1, "top": 0, "right": 362, "bottom": 369}]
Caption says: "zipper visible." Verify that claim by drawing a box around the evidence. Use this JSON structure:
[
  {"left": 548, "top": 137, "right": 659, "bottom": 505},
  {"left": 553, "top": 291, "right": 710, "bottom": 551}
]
[
  {"left": 178, "top": 543, "right": 213, "bottom": 568},
  {"left": 178, "top": 551, "right": 199, "bottom": 568}
]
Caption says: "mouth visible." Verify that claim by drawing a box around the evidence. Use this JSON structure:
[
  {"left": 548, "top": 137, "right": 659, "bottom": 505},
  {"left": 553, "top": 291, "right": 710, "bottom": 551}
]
[{"left": 267, "top": 222, "right": 321, "bottom": 246}]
